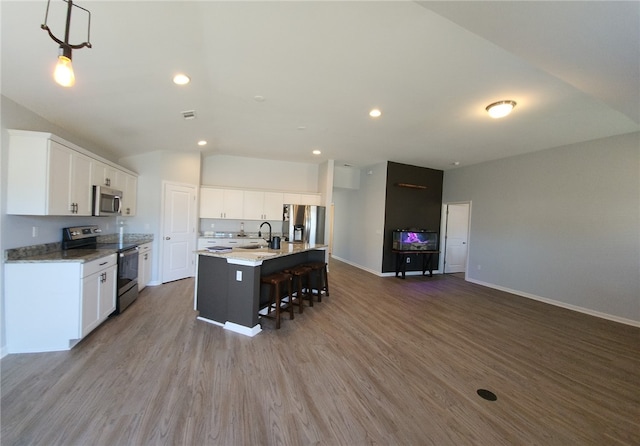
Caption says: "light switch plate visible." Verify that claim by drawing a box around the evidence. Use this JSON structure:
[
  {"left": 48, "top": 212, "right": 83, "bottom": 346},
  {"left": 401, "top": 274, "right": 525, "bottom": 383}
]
[{"left": 236, "top": 270, "right": 242, "bottom": 281}]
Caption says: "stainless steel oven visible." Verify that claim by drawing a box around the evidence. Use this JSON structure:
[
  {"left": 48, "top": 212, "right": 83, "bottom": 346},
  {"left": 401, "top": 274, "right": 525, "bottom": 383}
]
[
  {"left": 116, "top": 246, "right": 139, "bottom": 313},
  {"left": 62, "top": 225, "right": 139, "bottom": 314}
]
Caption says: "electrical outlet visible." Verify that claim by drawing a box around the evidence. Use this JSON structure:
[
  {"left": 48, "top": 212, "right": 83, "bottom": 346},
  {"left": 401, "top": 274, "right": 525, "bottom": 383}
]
[
  {"left": 406, "top": 257, "right": 410, "bottom": 263},
  {"left": 236, "top": 270, "right": 242, "bottom": 281},
  {"left": 32, "top": 226, "right": 38, "bottom": 237},
  {"left": 477, "top": 264, "right": 482, "bottom": 270}
]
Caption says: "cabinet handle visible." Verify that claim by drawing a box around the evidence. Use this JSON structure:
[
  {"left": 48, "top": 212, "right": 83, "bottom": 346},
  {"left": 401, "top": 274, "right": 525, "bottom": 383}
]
[
  {"left": 99, "top": 261, "right": 108, "bottom": 266},
  {"left": 165, "top": 236, "right": 171, "bottom": 240}
]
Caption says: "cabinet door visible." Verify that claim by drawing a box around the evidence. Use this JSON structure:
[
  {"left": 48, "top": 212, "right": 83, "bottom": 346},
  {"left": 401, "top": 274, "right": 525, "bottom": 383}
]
[
  {"left": 94, "top": 162, "right": 118, "bottom": 188},
  {"left": 48, "top": 141, "right": 74, "bottom": 215},
  {"left": 98, "top": 266, "right": 117, "bottom": 320},
  {"left": 81, "top": 272, "right": 101, "bottom": 337},
  {"left": 143, "top": 249, "right": 152, "bottom": 289},
  {"left": 71, "top": 152, "right": 93, "bottom": 216},
  {"left": 263, "top": 192, "right": 284, "bottom": 220},
  {"left": 243, "top": 191, "right": 264, "bottom": 220},
  {"left": 138, "top": 244, "right": 152, "bottom": 291},
  {"left": 200, "top": 188, "right": 225, "bottom": 218},
  {"left": 120, "top": 172, "right": 137, "bottom": 216},
  {"left": 299, "top": 194, "right": 321, "bottom": 205},
  {"left": 223, "top": 189, "right": 244, "bottom": 219},
  {"left": 282, "top": 193, "right": 300, "bottom": 205}
]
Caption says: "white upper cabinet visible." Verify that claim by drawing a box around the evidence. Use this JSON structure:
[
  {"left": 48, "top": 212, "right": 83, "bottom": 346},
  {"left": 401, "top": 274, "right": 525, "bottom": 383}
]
[
  {"left": 200, "top": 187, "right": 244, "bottom": 219},
  {"left": 283, "top": 193, "right": 322, "bottom": 206},
  {"left": 92, "top": 161, "right": 119, "bottom": 188},
  {"left": 200, "top": 187, "right": 320, "bottom": 220},
  {"left": 119, "top": 172, "right": 137, "bottom": 216},
  {"left": 7, "top": 133, "right": 92, "bottom": 216},
  {"left": 7, "top": 130, "right": 137, "bottom": 217},
  {"left": 243, "top": 191, "right": 283, "bottom": 220}
]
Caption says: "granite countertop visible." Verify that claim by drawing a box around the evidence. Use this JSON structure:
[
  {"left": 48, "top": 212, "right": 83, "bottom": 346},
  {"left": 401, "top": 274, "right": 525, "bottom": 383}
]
[
  {"left": 5, "top": 234, "right": 154, "bottom": 263},
  {"left": 197, "top": 242, "right": 326, "bottom": 265},
  {"left": 199, "top": 232, "right": 281, "bottom": 239}
]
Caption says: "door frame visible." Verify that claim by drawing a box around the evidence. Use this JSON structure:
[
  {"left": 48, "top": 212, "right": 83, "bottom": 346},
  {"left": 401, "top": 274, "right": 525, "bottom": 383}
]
[
  {"left": 439, "top": 201, "right": 472, "bottom": 277},
  {"left": 159, "top": 181, "right": 198, "bottom": 283}
]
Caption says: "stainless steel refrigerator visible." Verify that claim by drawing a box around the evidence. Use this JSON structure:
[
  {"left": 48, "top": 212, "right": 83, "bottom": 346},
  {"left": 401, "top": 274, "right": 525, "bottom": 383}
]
[{"left": 283, "top": 204, "right": 326, "bottom": 244}]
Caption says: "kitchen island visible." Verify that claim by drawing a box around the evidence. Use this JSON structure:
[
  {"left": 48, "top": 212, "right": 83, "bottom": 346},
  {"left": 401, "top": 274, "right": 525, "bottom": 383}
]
[{"left": 195, "top": 242, "right": 327, "bottom": 336}]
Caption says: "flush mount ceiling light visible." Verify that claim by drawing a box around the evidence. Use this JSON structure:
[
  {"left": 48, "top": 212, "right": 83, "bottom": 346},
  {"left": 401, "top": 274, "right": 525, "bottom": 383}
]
[
  {"left": 486, "top": 100, "right": 517, "bottom": 119},
  {"left": 173, "top": 74, "right": 191, "bottom": 85},
  {"left": 369, "top": 108, "right": 382, "bottom": 118},
  {"left": 41, "top": 0, "right": 92, "bottom": 87},
  {"left": 312, "top": 149, "right": 321, "bottom": 155},
  {"left": 197, "top": 140, "right": 207, "bottom": 146}
]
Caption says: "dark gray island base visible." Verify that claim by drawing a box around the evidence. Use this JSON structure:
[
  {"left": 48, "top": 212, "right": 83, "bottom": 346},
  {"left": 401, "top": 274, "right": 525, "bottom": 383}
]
[{"left": 195, "top": 244, "right": 326, "bottom": 336}]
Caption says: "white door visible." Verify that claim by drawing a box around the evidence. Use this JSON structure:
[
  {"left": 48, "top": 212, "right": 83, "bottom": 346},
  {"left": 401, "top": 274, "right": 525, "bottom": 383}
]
[
  {"left": 444, "top": 203, "right": 470, "bottom": 274},
  {"left": 162, "top": 183, "right": 197, "bottom": 283}
]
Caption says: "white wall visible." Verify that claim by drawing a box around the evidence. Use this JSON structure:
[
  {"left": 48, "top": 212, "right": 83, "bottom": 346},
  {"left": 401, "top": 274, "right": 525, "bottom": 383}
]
[
  {"left": 332, "top": 162, "right": 387, "bottom": 274},
  {"left": 119, "top": 151, "right": 202, "bottom": 286},
  {"left": 443, "top": 132, "right": 640, "bottom": 325},
  {"left": 201, "top": 154, "right": 319, "bottom": 192}
]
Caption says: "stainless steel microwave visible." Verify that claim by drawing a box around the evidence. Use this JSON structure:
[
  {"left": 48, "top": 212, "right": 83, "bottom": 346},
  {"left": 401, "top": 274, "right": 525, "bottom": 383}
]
[{"left": 93, "top": 185, "right": 123, "bottom": 216}]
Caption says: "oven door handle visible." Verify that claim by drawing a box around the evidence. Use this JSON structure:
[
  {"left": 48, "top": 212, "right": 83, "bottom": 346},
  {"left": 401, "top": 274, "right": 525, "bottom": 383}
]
[{"left": 119, "top": 247, "right": 139, "bottom": 258}]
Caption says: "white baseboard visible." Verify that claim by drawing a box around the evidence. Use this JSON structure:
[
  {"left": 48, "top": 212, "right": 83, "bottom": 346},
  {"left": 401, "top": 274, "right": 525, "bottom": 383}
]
[
  {"left": 467, "top": 277, "right": 640, "bottom": 328},
  {"left": 196, "top": 317, "right": 262, "bottom": 337},
  {"left": 1, "top": 346, "right": 8, "bottom": 359},
  {"left": 224, "top": 322, "right": 262, "bottom": 337},
  {"left": 330, "top": 255, "right": 383, "bottom": 276},
  {"left": 330, "top": 255, "right": 442, "bottom": 278}
]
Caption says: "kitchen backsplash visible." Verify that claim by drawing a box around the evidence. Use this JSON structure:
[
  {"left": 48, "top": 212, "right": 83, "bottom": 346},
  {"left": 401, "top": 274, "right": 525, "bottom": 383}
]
[{"left": 199, "top": 218, "right": 282, "bottom": 236}]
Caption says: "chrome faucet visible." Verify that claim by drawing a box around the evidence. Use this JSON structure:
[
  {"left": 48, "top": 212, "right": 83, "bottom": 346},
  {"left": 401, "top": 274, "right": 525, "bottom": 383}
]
[{"left": 258, "top": 222, "right": 272, "bottom": 247}]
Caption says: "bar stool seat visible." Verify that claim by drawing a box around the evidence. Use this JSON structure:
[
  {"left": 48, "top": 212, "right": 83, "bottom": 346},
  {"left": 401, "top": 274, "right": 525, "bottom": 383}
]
[
  {"left": 260, "top": 272, "right": 293, "bottom": 329},
  {"left": 283, "top": 265, "right": 312, "bottom": 311},
  {"left": 302, "top": 262, "right": 329, "bottom": 302}
]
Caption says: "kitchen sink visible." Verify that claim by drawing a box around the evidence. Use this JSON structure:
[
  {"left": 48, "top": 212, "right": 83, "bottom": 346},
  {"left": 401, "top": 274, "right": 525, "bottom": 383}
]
[{"left": 238, "top": 245, "right": 265, "bottom": 249}]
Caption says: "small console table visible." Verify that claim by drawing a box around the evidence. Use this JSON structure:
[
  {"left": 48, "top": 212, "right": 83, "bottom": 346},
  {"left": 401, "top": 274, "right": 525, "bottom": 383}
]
[{"left": 392, "top": 250, "right": 439, "bottom": 279}]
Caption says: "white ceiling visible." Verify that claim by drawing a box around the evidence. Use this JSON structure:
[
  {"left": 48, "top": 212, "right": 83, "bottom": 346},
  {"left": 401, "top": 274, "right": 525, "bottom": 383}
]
[{"left": 2, "top": 1, "right": 638, "bottom": 171}]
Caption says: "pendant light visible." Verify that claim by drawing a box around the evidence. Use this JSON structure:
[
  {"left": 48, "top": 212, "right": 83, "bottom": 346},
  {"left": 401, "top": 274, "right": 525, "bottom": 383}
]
[{"left": 41, "top": 0, "right": 92, "bottom": 87}]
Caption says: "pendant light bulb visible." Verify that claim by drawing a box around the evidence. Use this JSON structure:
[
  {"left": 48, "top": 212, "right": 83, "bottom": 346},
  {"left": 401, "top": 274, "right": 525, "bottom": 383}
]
[{"left": 54, "top": 47, "right": 75, "bottom": 87}]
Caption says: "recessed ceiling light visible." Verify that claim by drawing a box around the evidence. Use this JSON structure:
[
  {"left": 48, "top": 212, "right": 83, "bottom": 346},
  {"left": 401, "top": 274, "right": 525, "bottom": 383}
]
[
  {"left": 173, "top": 74, "right": 190, "bottom": 85},
  {"left": 254, "top": 95, "right": 266, "bottom": 102},
  {"left": 486, "top": 100, "right": 516, "bottom": 118},
  {"left": 312, "top": 149, "right": 321, "bottom": 155},
  {"left": 369, "top": 108, "right": 382, "bottom": 118},
  {"left": 452, "top": 161, "right": 460, "bottom": 166},
  {"left": 197, "top": 140, "right": 207, "bottom": 146}
]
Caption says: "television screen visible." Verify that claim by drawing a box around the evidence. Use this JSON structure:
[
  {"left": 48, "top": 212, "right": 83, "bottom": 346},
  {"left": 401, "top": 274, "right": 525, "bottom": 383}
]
[{"left": 392, "top": 230, "right": 437, "bottom": 251}]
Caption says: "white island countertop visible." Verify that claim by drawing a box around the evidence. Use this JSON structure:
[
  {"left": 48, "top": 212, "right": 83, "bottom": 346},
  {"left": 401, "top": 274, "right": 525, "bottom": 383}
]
[{"left": 196, "top": 242, "right": 326, "bottom": 266}]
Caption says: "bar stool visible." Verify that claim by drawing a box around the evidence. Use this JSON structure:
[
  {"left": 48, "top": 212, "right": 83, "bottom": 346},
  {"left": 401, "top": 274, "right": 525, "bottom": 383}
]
[
  {"left": 283, "top": 265, "right": 312, "bottom": 312},
  {"left": 303, "top": 262, "right": 329, "bottom": 302},
  {"left": 260, "top": 272, "right": 293, "bottom": 329}
]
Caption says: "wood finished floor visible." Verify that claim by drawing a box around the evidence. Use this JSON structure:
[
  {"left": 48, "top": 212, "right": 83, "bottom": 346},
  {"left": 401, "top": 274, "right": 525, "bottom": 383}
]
[{"left": 2, "top": 259, "right": 639, "bottom": 445}]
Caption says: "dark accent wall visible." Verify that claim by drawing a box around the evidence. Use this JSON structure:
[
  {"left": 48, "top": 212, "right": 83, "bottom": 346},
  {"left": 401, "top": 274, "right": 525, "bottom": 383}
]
[{"left": 382, "top": 161, "right": 443, "bottom": 273}]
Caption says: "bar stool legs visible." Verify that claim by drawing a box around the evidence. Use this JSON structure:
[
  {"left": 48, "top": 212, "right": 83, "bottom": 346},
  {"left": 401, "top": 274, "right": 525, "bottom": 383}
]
[
  {"left": 283, "top": 265, "right": 312, "bottom": 312},
  {"left": 304, "top": 262, "right": 329, "bottom": 303},
  {"left": 260, "top": 272, "right": 293, "bottom": 329}
]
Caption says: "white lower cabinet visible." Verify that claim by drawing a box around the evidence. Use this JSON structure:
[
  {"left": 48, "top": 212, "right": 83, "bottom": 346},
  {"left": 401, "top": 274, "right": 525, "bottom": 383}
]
[
  {"left": 138, "top": 242, "right": 153, "bottom": 291},
  {"left": 81, "top": 256, "right": 117, "bottom": 337},
  {"left": 5, "top": 254, "right": 117, "bottom": 353}
]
